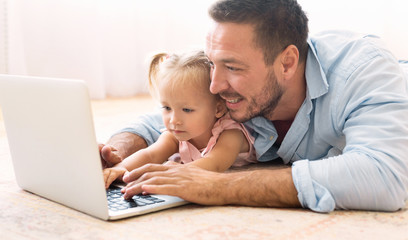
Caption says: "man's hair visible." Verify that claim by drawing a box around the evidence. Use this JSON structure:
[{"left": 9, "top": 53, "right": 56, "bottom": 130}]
[{"left": 209, "top": 0, "right": 309, "bottom": 65}]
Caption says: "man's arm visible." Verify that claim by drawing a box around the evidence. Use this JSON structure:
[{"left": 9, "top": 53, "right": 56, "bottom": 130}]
[
  {"left": 100, "top": 133, "right": 148, "bottom": 168},
  {"left": 100, "top": 112, "right": 163, "bottom": 167},
  {"left": 293, "top": 37, "right": 408, "bottom": 212},
  {"left": 121, "top": 163, "right": 301, "bottom": 208}
]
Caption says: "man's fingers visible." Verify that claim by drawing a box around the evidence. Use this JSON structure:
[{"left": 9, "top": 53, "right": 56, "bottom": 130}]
[
  {"left": 101, "top": 145, "right": 121, "bottom": 165},
  {"left": 98, "top": 143, "right": 104, "bottom": 151},
  {"left": 163, "top": 161, "right": 180, "bottom": 166},
  {"left": 123, "top": 163, "right": 170, "bottom": 183},
  {"left": 123, "top": 176, "right": 176, "bottom": 199},
  {"left": 141, "top": 184, "right": 178, "bottom": 196}
]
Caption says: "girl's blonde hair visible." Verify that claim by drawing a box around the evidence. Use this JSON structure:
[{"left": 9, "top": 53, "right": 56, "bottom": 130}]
[{"left": 148, "top": 50, "right": 214, "bottom": 99}]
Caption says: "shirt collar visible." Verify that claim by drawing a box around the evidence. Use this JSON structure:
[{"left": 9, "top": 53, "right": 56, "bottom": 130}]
[
  {"left": 245, "top": 39, "right": 329, "bottom": 131},
  {"left": 305, "top": 39, "right": 329, "bottom": 99}
]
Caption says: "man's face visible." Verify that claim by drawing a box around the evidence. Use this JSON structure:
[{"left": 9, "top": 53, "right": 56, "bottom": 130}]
[{"left": 205, "top": 22, "right": 284, "bottom": 123}]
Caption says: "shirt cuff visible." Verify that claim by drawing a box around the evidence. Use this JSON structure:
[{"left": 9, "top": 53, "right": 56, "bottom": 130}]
[{"left": 292, "top": 160, "right": 336, "bottom": 212}]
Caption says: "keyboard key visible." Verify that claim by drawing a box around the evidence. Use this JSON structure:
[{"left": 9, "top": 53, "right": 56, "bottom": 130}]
[{"left": 106, "top": 187, "right": 165, "bottom": 211}]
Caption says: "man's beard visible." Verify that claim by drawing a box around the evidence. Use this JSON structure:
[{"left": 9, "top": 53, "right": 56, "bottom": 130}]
[{"left": 225, "top": 69, "right": 284, "bottom": 123}]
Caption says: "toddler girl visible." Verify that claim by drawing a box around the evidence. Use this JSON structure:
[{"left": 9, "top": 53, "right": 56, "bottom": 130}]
[{"left": 103, "top": 50, "right": 256, "bottom": 188}]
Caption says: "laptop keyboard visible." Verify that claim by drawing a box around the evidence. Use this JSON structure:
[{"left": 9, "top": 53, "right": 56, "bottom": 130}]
[{"left": 106, "top": 187, "right": 165, "bottom": 211}]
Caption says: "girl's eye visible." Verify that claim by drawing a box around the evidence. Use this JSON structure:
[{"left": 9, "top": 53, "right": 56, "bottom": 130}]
[
  {"left": 162, "top": 106, "right": 171, "bottom": 111},
  {"left": 182, "top": 108, "right": 193, "bottom": 113}
]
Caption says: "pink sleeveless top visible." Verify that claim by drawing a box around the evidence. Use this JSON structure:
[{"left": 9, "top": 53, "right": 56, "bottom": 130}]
[{"left": 173, "top": 114, "right": 257, "bottom": 167}]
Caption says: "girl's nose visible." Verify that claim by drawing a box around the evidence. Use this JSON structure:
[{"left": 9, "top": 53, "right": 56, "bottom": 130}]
[{"left": 170, "top": 112, "right": 181, "bottom": 125}]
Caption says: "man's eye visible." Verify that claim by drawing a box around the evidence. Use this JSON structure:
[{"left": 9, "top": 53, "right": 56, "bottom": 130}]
[
  {"left": 183, "top": 108, "right": 193, "bottom": 113},
  {"left": 227, "top": 66, "right": 238, "bottom": 71}
]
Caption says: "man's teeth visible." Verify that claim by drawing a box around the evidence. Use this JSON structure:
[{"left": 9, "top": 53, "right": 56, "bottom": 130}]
[{"left": 227, "top": 99, "right": 239, "bottom": 103}]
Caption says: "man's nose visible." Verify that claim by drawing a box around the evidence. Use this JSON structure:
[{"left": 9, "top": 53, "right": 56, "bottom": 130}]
[{"left": 210, "top": 67, "right": 229, "bottom": 94}]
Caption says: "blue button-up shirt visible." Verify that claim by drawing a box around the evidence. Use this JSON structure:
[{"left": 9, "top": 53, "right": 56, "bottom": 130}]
[{"left": 118, "top": 30, "right": 408, "bottom": 212}]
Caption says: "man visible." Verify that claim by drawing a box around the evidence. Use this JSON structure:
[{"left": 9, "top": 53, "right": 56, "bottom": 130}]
[{"left": 100, "top": 0, "right": 408, "bottom": 212}]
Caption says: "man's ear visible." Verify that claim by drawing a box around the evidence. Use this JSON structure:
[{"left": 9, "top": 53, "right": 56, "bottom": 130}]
[
  {"left": 215, "top": 100, "right": 227, "bottom": 118},
  {"left": 279, "top": 45, "right": 299, "bottom": 79}
]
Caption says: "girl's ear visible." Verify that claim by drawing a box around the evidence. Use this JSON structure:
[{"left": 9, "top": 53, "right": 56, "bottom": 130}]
[{"left": 215, "top": 100, "right": 227, "bottom": 118}]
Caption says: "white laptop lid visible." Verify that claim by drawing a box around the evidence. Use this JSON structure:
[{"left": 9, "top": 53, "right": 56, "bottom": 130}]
[
  {"left": 0, "top": 75, "right": 109, "bottom": 220},
  {"left": 0, "top": 74, "right": 188, "bottom": 221}
]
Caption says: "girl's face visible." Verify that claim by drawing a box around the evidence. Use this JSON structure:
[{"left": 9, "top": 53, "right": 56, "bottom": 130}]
[{"left": 159, "top": 81, "right": 224, "bottom": 149}]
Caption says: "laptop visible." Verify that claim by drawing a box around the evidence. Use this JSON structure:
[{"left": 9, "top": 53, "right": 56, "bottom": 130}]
[{"left": 0, "top": 74, "right": 188, "bottom": 220}]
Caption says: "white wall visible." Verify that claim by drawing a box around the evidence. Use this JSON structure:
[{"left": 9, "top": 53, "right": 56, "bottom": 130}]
[
  {"left": 299, "top": 0, "right": 408, "bottom": 59},
  {"left": 1, "top": 0, "right": 407, "bottom": 99},
  {"left": 2, "top": 0, "right": 215, "bottom": 99},
  {"left": 0, "top": 0, "right": 7, "bottom": 74}
]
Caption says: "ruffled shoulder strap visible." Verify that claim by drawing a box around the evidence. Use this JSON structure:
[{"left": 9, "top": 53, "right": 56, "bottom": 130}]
[
  {"left": 178, "top": 141, "right": 202, "bottom": 163},
  {"left": 201, "top": 114, "right": 254, "bottom": 156}
]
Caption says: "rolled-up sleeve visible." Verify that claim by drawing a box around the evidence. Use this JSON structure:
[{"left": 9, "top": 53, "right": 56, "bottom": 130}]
[
  {"left": 293, "top": 150, "right": 408, "bottom": 212},
  {"left": 115, "top": 111, "right": 163, "bottom": 146},
  {"left": 292, "top": 160, "right": 336, "bottom": 212}
]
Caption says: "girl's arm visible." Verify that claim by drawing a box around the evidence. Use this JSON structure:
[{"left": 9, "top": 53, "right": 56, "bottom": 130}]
[
  {"left": 188, "top": 129, "right": 249, "bottom": 172},
  {"left": 103, "top": 131, "right": 179, "bottom": 188},
  {"left": 120, "top": 131, "right": 179, "bottom": 170}
]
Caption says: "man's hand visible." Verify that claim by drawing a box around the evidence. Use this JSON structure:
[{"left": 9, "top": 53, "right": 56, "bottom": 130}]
[
  {"left": 99, "top": 132, "right": 149, "bottom": 169},
  {"left": 121, "top": 163, "right": 227, "bottom": 204},
  {"left": 99, "top": 144, "right": 122, "bottom": 168},
  {"left": 120, "top": 163, "right": 301, "bottom": 208}
]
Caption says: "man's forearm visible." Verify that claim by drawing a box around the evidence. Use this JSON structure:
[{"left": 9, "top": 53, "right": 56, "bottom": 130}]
[
  {"left": 107, "top": 132, "right": 148, "bottom": 160},
  {"left": 223, "top": 167, "right": 301, "bottom": 207}
]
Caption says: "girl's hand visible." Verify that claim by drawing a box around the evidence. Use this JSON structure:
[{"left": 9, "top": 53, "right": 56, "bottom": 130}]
[{"left": 103, "top": 167, "right": 128, "bottom": 189}]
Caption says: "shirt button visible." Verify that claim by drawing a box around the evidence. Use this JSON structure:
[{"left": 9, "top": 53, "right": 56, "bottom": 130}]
[{"left": 270, "top": 136, "right": 274, "bottom": 140}]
